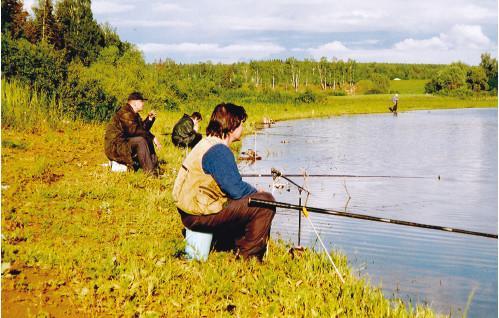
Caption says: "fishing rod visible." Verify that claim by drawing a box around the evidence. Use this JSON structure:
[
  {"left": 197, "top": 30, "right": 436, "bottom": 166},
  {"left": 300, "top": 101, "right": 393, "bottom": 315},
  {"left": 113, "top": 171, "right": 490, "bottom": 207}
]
[{"left": 249, "top": 198, "right": 498, "bottom": 239}]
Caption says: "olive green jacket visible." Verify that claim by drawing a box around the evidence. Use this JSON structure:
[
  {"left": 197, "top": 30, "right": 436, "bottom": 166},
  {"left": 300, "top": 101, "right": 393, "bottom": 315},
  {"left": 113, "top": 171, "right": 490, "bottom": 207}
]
[
  {"left": 172, "top": 114, "right": 199, "bottom": 147},
  {"left": 104, "top": 104, "right": 155, "bottom": 166}
]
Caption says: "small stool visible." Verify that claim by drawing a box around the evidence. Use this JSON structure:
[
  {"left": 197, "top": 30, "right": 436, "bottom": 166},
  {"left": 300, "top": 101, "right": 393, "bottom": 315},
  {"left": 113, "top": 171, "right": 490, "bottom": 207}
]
[
  {"left": 185, "top": 228, "right": 213, "bottom": 261},
  {"left": 110, "top": 161, "right": 127, "bottom": 172}
]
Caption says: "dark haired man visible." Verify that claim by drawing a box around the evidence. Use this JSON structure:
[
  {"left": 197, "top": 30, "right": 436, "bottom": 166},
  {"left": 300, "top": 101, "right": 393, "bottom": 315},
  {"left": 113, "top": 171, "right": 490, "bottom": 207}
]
[
  {"left": 172, "top": 103, "right": 276, "bottom": 261},
  {"left": 172, "top": 112, "right": 203, "bottom": 148},
  {"left": 104, "top": 92, "right": 162, "bottom": 175}
]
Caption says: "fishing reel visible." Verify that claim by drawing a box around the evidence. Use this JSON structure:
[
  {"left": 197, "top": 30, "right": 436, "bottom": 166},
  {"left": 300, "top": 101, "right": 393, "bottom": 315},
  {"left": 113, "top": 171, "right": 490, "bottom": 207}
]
[{"left": 270, "top": 168, "right": 291, "bottom": 193}]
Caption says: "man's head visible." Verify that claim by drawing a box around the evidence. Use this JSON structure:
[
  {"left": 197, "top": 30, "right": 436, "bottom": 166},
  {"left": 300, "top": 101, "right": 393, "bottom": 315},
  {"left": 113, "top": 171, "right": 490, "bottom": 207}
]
[
  {"left": 191, "top": 112, "right": 202, "bottom": 122},
  {"left": 128, "top": 92, "right": 148, "bottom": 112},
  {"left": 206, "top": 103, "right": 247, "bottom": 140}
]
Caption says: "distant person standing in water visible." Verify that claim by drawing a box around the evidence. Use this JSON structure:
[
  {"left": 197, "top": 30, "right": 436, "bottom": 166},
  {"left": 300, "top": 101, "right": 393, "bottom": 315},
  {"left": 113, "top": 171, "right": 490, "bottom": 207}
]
[
  {"left": 389, "top": 94, "right": 399, "bottom": 113},
  {"left": 172, "top": 112, "right": 203, "bottom": 148}
]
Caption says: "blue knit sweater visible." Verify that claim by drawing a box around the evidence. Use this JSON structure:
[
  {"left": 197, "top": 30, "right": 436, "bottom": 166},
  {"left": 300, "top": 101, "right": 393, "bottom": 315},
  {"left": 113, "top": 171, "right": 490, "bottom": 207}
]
[{"left": 202, "top": 144, "right": 256, "bottom": 200}]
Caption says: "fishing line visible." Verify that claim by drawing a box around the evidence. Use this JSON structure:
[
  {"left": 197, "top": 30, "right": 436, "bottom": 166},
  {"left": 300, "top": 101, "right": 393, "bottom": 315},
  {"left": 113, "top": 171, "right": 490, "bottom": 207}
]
[
  {"left": 271, "top": 168, "right": 345, "bottom": 283},
  {"left": 302, "top": 205, "right": 345, "bottom": 284},
  {"left": 241, "top": 173, "right": 435, "bottom": 180},
  {"left": 255, "top": 132, "right": 332, "bottom": 140}
]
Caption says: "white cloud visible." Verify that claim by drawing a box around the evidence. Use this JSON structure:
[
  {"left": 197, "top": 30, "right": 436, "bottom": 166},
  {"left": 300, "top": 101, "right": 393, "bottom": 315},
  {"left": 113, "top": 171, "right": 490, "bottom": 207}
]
[
  {"left": 349, "top": 40, "right": 380, "bottom": 45},
  {"left": 140, "top": 43, "right": 218, "bottom": 53},
  {"left": 138, "top": 42, "right": 286, "bottom": 63},
  {"left": 308, "top": 41, "right": 349, "bottom": 57},
  {"left": 112, "top": 20, "right": 192, "bottom": 28},
  {"left": 205, "top": 0, "right": 495, "bottom": 33},
  {"left": 443, "top": 25, "right": 492, "bottom": 49},
  {"left": 156, "top": 3, "right": 185, "bottom": 12},
  {"left": 394, "top": 37, "right": 448, "bottom": 51},
  {"left": 92, "top": 1, "right": 135, "bottom": 14},
  {"left": 305, "top": 25, "right": 496, "bottom": 64},
  {"left": 394, "top": 25, "right": 491, "bottom": 51}
]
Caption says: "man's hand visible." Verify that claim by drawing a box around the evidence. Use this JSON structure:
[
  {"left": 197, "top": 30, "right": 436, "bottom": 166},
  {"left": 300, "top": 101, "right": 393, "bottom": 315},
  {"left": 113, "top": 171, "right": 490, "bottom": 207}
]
[
  {"left": 153, "top": 137, "right": 162, "bottom": 150},
  {"left": 193, "top": 122, "right": 199, "bottom": 132},
  {"left": 148, "top": 110, "right": 157, "bottom": 121}
]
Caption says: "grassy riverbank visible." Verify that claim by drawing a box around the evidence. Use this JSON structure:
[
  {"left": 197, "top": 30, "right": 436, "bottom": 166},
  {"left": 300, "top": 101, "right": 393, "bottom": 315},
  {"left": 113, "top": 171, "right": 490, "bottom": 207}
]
[{"left": 2, "top": 95, "right": 496, "bottom": 316}]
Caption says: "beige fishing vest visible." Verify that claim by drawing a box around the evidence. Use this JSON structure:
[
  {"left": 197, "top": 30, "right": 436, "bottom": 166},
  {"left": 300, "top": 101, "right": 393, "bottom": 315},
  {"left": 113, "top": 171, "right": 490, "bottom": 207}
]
[{"left": 172, "top": 136, "right": 228, "bottom": 215}]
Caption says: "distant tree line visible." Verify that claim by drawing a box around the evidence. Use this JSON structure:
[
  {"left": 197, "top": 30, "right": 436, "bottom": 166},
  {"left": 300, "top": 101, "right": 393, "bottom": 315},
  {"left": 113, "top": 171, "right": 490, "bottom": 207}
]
[{"left": 2, "top": 0, "right": 497, "bottom": 122}]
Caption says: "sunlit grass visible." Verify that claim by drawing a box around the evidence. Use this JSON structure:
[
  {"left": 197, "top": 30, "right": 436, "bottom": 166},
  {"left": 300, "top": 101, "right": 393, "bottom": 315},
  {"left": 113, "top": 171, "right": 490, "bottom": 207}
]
[
  {"left": 390, "top": 80, "right": 428, "bottom": 94},
  {"left": 1, "top": 79, "right": 67, "bottom": 131},
  {"left": 3, "top": 83, "right": 495, "bottom": 316}
]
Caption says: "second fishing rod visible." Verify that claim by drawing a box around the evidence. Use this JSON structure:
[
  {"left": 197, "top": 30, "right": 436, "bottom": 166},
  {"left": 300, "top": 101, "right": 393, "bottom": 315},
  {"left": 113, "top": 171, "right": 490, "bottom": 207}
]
[{"left": 261, "top": 168, "right": 498, "bottom": 239}]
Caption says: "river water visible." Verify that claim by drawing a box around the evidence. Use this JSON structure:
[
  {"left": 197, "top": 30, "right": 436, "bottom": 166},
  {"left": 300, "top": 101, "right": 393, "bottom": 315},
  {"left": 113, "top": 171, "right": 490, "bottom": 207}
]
[{"left": 239, "top": 108, "right": 497, "bottom": 317}]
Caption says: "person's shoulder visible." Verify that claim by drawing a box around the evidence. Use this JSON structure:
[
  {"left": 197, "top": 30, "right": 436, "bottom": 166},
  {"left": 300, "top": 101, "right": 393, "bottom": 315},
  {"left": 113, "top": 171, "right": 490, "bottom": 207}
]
[
  {"left": 203, "top": 143, "right": 232, "bottom": 170},
  {"left": 177, "top": 114, "right": 190, "bottom": 124},
  {"left": 205, "top": 142, "right": 227, "bottom": 153},
  {"left": 204, "top": 143, "right": 230, "bottom": 158}
]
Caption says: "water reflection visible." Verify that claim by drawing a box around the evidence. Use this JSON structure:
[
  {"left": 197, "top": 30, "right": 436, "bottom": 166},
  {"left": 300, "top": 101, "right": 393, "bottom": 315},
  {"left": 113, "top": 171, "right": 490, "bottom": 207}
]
[{"left": 240, "top": 108, "right": 498, "bottom": 317}]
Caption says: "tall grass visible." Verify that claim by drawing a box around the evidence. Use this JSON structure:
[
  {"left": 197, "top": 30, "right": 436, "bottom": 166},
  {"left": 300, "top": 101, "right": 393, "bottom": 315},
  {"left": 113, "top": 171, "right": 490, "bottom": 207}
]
[{"left": 1, "top": 79, "right": 65, "bottom": 131}]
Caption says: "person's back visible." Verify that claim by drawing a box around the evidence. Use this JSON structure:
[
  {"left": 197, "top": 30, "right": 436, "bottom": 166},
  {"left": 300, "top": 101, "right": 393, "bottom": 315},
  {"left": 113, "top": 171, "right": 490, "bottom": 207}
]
[
  {"left": 172, "top": 112, "right": 202, "bottom": 148},
  {"left": 105, "top": 104, "right": 138, "bottom": 166}
]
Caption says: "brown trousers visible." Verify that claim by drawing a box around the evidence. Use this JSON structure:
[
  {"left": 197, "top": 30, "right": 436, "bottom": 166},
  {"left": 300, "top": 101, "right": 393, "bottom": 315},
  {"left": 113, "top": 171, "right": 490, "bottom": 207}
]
[
  {"left": 129, "top": 136, "right": 158, "bottom": 174},
  {"left": 179, "top": 192, "right": 276, "bottom": 261}
]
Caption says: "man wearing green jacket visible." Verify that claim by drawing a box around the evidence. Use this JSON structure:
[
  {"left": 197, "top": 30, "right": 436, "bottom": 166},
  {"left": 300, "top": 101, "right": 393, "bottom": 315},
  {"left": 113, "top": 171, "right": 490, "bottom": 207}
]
[{"left": 171, "top": 112, "right": 203, "bottom": 148}]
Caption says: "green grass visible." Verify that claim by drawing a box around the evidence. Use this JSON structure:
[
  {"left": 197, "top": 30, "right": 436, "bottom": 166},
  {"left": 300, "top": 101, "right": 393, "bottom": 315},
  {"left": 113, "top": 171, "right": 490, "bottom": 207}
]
[
  {"left": 1, "top": 125, "right": 438, "bottom": 317},
  {"left": 1, "top": 79, "right": 65, "bottom": 131},
  {"left": 2, "top": 85, "right": 496, "bottom": 316},
  {"left": 390, "top": 80, "right": 428, "bottom": 94}
]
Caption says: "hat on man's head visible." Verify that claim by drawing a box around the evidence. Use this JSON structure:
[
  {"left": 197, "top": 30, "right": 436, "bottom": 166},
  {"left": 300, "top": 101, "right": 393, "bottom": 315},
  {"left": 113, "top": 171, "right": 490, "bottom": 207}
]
[{"left": 128, "top": 92, "right": 148, "bottom": 101}]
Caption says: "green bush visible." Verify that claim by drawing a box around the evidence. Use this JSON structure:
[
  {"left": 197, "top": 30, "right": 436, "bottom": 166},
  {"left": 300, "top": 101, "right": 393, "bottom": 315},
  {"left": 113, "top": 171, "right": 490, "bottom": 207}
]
[
  {"left": 331, "top": 90, "right": 347, "bottom": 96},
  {"left": 295, "top": 90, "right": 317, "bottom": 104},
  {"left": 355, "top": 79, "right": 372, "bottom": 94},
  {"left": 425, "top": 64, "right": 467, "bottom": 94},
  {"left": 1, "top": 35, "right": 66, "bottom": 97},
  {"left": 368, "top": 74, "right": 390, "bottom": 94},
  {"left": 61, "top": 64, "right": 118, "bottom": 121}
]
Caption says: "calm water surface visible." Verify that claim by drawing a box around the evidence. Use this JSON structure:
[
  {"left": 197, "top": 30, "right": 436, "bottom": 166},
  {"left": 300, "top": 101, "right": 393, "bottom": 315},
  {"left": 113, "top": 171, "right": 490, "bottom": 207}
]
[{"left": 239, "top": 108, "right": 497, "bottom": 317}]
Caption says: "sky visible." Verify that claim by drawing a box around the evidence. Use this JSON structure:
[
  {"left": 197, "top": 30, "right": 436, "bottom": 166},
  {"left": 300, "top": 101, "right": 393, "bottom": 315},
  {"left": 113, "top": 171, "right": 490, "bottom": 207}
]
[{"left": 25, "top": 0, "right": 498, "bottom": 65}]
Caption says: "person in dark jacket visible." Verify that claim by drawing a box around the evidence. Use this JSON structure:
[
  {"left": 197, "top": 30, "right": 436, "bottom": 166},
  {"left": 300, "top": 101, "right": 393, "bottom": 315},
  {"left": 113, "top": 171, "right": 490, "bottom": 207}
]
[
  {"left": 172, "top": 112, "right": 203, "bottom": 148},
  {"left": 104, "top": 92, "right": 162, "bottom": 174}
]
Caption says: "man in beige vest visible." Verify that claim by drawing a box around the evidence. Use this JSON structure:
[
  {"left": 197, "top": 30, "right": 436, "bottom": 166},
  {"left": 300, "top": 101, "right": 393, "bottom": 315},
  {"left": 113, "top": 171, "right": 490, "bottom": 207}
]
[{"left": 173, "top": 103, "right": 276, "bottom": 261}]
